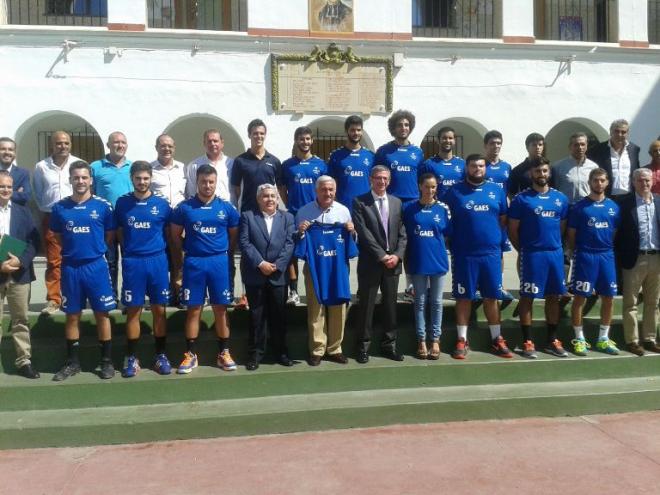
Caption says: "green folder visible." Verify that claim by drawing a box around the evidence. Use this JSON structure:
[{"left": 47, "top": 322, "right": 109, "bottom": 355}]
[{"left": 0, "top": 234, "right": 27, "bottom": 262}]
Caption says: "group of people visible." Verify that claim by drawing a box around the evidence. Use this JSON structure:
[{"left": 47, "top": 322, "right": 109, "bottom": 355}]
[{"left": 0, "top": 112, "right": 658, "bottom": 381}]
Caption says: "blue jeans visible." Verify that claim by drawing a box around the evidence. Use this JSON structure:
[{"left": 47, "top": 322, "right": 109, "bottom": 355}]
[{"left": 411, "top": 274, "right": 445, "bottom": 341}]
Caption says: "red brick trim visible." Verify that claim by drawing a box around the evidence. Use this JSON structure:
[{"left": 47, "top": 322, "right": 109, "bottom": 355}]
[
  {"left": 619, "top": 40, "right": 649, "bottom": 48},
  {"left": 107, "top": 23, "right": 146, "bottom": 32},
  {"left": 502, "top": 35, "right": 535, "bottom": 44}
]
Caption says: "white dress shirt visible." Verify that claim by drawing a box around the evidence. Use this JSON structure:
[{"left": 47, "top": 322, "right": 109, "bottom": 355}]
[
  {"left": 635, "top": 194, "right": 659, "bottom": 250},
  {"left": 610, "top": 143, "right": 632, "bottom": 195},
  {"left": 150, "top": 159, "right": 187, "bottom": 207},
  {"left": 185, "top": 154, "right": 234, "bottom": 204},
  {"left": 0, "top": 201, "right": 11, "bottom": 236},
  {"left": 33, "top": 154, "right": 81, "bottom": 212},
  {"left": 262, "top": 210, "right": 276, "bottom": 236}
]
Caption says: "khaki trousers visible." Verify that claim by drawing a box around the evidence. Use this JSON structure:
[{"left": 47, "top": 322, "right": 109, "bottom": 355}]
[
  {"left": 304, "top": 264, "right": 346, "bottom": 357},
  {"left": 622, "top": 254, "right": 660, "bottom": 344},
  {"left": 0, "top": 281, "right": 32, "bottom": 367}
]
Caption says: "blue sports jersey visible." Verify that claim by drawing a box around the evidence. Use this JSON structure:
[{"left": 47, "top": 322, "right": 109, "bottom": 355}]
[
  {"left": 444, "top": 181, "right": 507, "bottom": 256},
  {"left": 294, "top": 223, "right": 358, "bottom": 305},
  {"left": 508, "top": 188, "right": 568, "bottom": 251},
  {"left": 170, "top": 196, "right": 240, "bottom": 256},
  {"left": 375, "top": 141, "right": 424, "bottom": 201},
  {"left": 485, "top": 160, "right": 512, "bottom": 190},
  {"left": 49, "top": 195, "right": 115, "bottom": 264},
  {"left": 418, "top": 156, "right": 465, "bottom": 201},
  {"left": 402, "top": 200, "right": 451, "bottom": 275},
  {"left": 114, "top": 193, "right": 172, "bottom": 257},
  {"left": 282, "top": 155, "right": 327, "bottom": 214},
  {"left": 568, "top": 197, "right": 620, "bottom": 252},
  {"left": 328, "top": 146, "right": 374, "bottom": 211}
]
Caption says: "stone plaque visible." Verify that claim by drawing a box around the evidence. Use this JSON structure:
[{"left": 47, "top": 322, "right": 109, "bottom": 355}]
[{"left": 271, "top": 48, "right": 392, "bottom": 114}]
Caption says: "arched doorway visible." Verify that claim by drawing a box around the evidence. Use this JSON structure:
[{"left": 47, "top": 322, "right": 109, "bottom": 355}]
[
  {"left": 14, "top": 111, "right": 103, "bottom": 172},
  {"left": 305, "top": 117, "right": 375, "bottom": 161},
  {"left": 164, "top": 113, "right": 244, "bottom": 163},
  {"left": 421, "top": 118, "right": 489, "bottom": 159},
  {"left": 544, "top": 118, "right": 608, "bottom": 163}
]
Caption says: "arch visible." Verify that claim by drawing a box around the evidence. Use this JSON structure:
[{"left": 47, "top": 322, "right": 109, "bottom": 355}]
[
  {"left": 544, "top": 118, "right": 608, "bottom": 164},
  {"left": 305, "top": 116, "right": 375, "bottom": 161},
  {"left": 164, "top": 113, "right": 245, "bottom": 164},
  {"left": 421, "top": 117, "right": 489, "bottom": 159},
  {"left": 14, "top": 110, "right": 104, "bottom": 171}
]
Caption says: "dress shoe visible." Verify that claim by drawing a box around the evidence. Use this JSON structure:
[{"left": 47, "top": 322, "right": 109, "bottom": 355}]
[
  {"left": 325, "top": 353, "right": 348, "bottom": 364},
  {"left": 626, "top": 342, "right": 645, "bottom": 356},
  {"left": 307, "top": 355, "right": 322, "bottom": 366},
  {"left": 277, "top": 355, "right": 294, "bottom": 367},
  {"left": 356, "top": 351, "right": 369, "bottom": 364},
  {"left": 246, "top": 360, "right": 259, "bottom": 371},
  {"left": 643, "top": 341, "right": 660, "bottom": 354},
  {"left": 381, "top": 349, "right": 404, "bottom": 361},
  {"left": 17, "top": 363, "right": 40, "bottom": 379}
]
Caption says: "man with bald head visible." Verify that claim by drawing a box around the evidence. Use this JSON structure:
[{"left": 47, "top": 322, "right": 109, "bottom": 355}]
[{"left": 33, "top": 131, "right": 81, "bottom": 315}]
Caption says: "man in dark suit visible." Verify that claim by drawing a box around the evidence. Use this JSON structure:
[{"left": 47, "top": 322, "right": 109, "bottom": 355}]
[
  {"left": 587, "top": 119, "right": 640, "bottom": 199},
  {"left": 0, "top": 137, "right": 32, "bottom": 206},
  {"left": 240, "top": 184, "right": 296, "bottom": 370},
  {"left": 352, "top": 165, "right": 407, "bottom": 363},
  {"left": 0, "top": 171, "right": 40, "bottom": 378},
  {"left": 614, "top": 168, "right": 660, "bottom": 356}
]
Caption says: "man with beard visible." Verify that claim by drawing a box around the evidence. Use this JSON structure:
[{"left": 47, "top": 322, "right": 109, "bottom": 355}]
[
  {"left": 0, "top": 137, "right": 31, "bottom": 206},
  {"left": 328, "top": 115, "right": 374, "bottom": 213},
  {"left": 508, "top": 158, "right": 569, "bottom": 358},
  {"left": 281, "top": 126, "right": 327, "bottom": 306},
  {"left": 444, "top": 154, "right": 512, "bottom": 360},
  {"left": 419, "top": 126, "right": 465, "bottom": 202},
  {"left": 567, "top": 168, "right": 621, "bottom": 356}
]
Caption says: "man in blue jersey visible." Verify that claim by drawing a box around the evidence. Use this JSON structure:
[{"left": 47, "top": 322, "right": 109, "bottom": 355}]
[
  {"left": 484, "top": 130, "right": 515, "bottom": 301},
  {"left": 419, "top": 126, "right": 465, "bottom": 202},
  {"left": 328, "top": 115, "right": 375, "bottom": 213},
  {"left": 567, "top": 168, "right": 621, "bottom": 356},
  {"left": 444, "top": 154, "right": 513, "bottom": 359},
  {"left": 50, "top": 161, "right": 117, "bottom": 381},
  {"left": 90, "top": 131, "right": 133, "bottom": 302},
  {"left": 115, "top": 161, "right": 173, "bottom": 377},
  {"left": 282, "top": 126, "right": 327, "bottom": 306},
  {"left": 508, "top": 157, "right": 569, "bottom": 358},
  {"left": 296, "top": 176, "right": 355, "bottom": 366},
  {"left": 171, "top": 165, "right": 240, "bottom": 374}
]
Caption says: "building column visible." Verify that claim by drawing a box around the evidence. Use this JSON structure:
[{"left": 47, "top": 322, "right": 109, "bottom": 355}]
[
  {"left": 618, "top": 0, "right": 648, "bottom": 48},
  {"left": 108, "top": 0, "right": 147, "bottom": 31},
  {"left": 502, "top": 0, "right": 535, "bottom": 43}
]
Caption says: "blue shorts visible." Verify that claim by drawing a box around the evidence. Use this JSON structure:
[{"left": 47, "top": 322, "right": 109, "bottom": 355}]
[
  {"left": 520, "top": 248, "right": 566, "bottom": 298},
  {"left": 181, "top": 254, "right": 232, "bottom": 306},
  {"left": 62, "top": 257, "right": 116, "bottom": 314},
  {"left": 570, "top": 250, "right": 617, "bottom": 297},
  {"left": 452, "top": 252, "right": 502, "bottom": 300},
  {"left": 121, "top": 253, "right": 170, "bottom": 307},
  {"left": 501, "top": 228, "right": 512, "bottom": 253}
]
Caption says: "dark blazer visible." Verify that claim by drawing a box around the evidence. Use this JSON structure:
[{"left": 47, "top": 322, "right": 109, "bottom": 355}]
[
  {"left": 239, "top": 209, "right": 295, "bottom": 287},
  {"left": 614, "top": 192, "right": 660, "bottom": 270},
  {"left": 588, "top": 141, "right": 640, "bottom": 196},
  {"left": 0, "top": 202, "right": 40, "bottom": 285},
  {"left": 352, "top": 192, "right": 407, "bottom": 281}
]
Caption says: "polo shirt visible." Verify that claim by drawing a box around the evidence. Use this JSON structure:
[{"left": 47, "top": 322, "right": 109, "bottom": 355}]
[
  {"left": 90, "top": 156, "right": 133, "bottom": 207},
  {"left": 230, "top": 149, "right": 282, "bottom": 212}
]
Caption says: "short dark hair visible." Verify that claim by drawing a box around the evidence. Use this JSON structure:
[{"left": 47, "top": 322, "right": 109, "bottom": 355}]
[
  {"left": 530, "top": 156, "right": 550, "bottom": 169},
  {"left": 569, "top": 132, "right": 588, "bottom": 144},
  {"left": 69, "top": 160, "right": 91, "bottom": 176},
  {"left": 130, "top": 160, "right": 152, "bottom": 177},
  {"left": 196, "top": 163, "right": 217, "bottom": 179},
  {"left": 155, "top": 134, "right": 174, "bottom": 148},
  {"left": 387, "top": 110, "right": 415, "bottom": 136},
  {"left": 0, "top": 137, "right": 16, "bottom": 148},
  {"left": 465, "top": 153, "right": 486, "bottom": 166},
  {"left": 418, "top": 172, "right": 437, "bottom": 185},
  {"left": 294, "top": 126, "right": 313, "bottom": 140},
  {"left": 247, "top": 119, "right": 266, "bottom": 136},
  {"left": 437, "top": 126, "right": 455, "bottom": 139},
  {"left": 525, "top": 132, "right": 544, "bottom": 147},
  {"left": 589, "top": 167, "right": 608, "bottom": 181},
  {"left": 344, "top": 115, "right": 363, "bottom": 131},
  {"left": 483, "top": 130, "right": 503, "bottom": 145}
]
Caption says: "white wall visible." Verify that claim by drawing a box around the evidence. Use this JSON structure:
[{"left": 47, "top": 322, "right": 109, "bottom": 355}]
[
  {"left": 502, "top": 0, "right": 534, "bottom": 38},
  {"left": 248, "top": 0, "right": 308, "bottom": 30},
  {"left": 108, "top": 0, "right": 147, "bottom": 26},
  {"left": 617, "top": 0, "right": 648, "bottom": 42}
]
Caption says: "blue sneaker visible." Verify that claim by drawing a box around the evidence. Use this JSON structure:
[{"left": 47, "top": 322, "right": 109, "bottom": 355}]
[
  {"left": 153, "top": 353, "right": 172, "bottom": 375},
  {"left": 596, "top": 338, "right": 620, "bottom": 355},
  {"left": 121, "top": 355, "right": 140, "bottom": 378},
  {"left": 177, "top": 351, "right": 198, "bottom": 374}
]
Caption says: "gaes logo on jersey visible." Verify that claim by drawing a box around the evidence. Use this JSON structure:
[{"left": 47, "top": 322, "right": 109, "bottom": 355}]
[
  {"left": 414, "top": 224, "right": 434, "bottom": 237},
  {"left": 316, "top": 244, "right": 337, "bottom": 257},
  {"left": 66, "top": 221, "right": 90, "bottom": 233},
  {"left": 465, "top": 200, "right": 489, "bottom": 211},
  {"left": 193, "top": 221, "right": 216, "bottom": 234},
  {"left": 587, "top": 217, "right": 609, "bottom": 228}
]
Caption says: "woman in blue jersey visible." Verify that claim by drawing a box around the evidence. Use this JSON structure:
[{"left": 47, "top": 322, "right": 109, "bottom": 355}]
[{"left": 403, "top": 173, "right": 451, "bottom": 359}]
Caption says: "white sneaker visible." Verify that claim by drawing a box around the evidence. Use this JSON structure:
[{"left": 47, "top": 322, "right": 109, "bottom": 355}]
[
  {"left": 41, "top": 300, "right": 60, "bottom": 316},
  {"left": 287, "top": 290, "right": 300, "bottom": 306},
  {"left": 403, "top": 285, "right": 415, "bottom": 303}
]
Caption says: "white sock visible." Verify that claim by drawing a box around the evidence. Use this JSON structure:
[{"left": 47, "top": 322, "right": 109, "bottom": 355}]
[
  {"left": 489, "top": 324, "right": 501, "bottom": 340},
  {"left": 457, "top": 325, "right": 468, "bottom": 341},
  {"left": 573, "top": 326, "right": 584, "bottom": 340},
  {"left": 598, "top": 325, "right": 610, "bottom": 340}
]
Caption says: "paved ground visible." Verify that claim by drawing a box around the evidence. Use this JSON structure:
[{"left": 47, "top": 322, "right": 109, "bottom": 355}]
[{"left": 1, "top": 410, "right": 658, "bottom": 495}]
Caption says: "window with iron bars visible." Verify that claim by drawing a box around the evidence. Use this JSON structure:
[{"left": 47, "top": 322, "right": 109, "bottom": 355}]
[
  {"left": 38, "top": 127, "right": 104, "bottom": 165},
  {"left": 6, "top": 0, "right": 107, "bottom": 26},
  {"left": 650, "top": 0, "right": 660, "bottom": 44},
  {"left": 412, "top": 0, "right": 500, "bottom": 39},
  {"left": 534, "top": 0, "right": 617, "bottom": 42},
  {"left": 148, "top": 0, "right": 247, "bottom": 31}
]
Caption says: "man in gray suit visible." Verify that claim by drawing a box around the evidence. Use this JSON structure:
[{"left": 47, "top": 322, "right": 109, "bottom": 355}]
[{"left": 353, "top": 165, "right": 407, "bottom": 363}]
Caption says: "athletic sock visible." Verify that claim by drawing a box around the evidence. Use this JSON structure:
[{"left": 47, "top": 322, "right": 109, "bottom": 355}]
[
  {"left": 457, "top": 325, "right": 468, "bottom": 341},
  {"left": 186, "top": 339, "right": 197, "bottom": 355},
  {"left": 126, "top": 338, "right": 139, "bottom": 356},
  {"left": 573, "top": 326, "right": 585, "bottom": 340},
  {"left": 217, "top": 338, "right": 229, "bottom": 352},
  {"left": 154, "top": 336, "right": 167, "bottom": 354},
  {"left": 598, "top": 325, "right": 610, "bottom": 340},
  {"left": 99, "top": 340, "right": 112, "bottom": 361},
  {"left": 67, "top": 339, "right": 80, "bottom": 363},
  {"left": 521, "top": 325, "right": 531, "bottom": 342},
  {"left": 489, "top": 324, "right": 501, "bottom": 340},
  {"left": 547, "top": 324, "right": 558, "bottom": 343}
]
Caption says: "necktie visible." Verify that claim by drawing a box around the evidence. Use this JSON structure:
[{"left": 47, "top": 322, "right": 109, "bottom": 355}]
[{"left": 379, "top": 197, "right": 389, "bottom": 250}]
